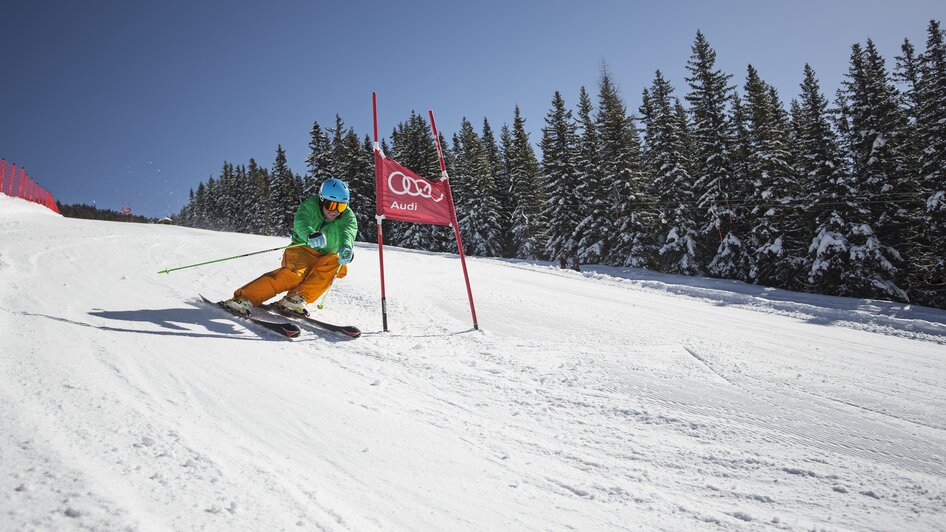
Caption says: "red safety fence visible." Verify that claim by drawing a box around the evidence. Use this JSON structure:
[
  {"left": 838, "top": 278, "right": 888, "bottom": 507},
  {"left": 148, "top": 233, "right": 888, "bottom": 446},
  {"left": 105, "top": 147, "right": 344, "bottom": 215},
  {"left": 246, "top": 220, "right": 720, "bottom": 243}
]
[{"left": 0, "top": 157, "right": 60, "bottom": 213}]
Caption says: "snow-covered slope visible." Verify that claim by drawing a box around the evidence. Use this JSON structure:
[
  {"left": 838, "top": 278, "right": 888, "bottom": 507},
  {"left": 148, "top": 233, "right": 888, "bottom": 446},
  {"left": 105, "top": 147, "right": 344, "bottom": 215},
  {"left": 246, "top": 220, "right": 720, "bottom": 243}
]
[{"left": 1, "top": 194, "right": 945, "bottom": 531}]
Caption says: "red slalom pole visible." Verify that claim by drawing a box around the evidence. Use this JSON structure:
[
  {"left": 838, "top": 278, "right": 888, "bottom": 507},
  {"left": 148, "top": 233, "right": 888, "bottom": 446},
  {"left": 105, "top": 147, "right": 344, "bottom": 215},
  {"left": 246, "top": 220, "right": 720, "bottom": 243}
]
[
  {"left": 373, "top": 92, "right": 390, "bottom": 332},
  {"left": 428, "top": 109, "right": 479, "bottom": 331}
]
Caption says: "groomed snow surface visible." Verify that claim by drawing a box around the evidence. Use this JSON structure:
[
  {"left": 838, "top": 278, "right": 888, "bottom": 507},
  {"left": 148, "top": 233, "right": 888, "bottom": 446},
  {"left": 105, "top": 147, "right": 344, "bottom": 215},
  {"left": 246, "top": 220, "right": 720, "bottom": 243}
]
[{"left": 1, "top": 194, "right": 944, "bottom": 531}]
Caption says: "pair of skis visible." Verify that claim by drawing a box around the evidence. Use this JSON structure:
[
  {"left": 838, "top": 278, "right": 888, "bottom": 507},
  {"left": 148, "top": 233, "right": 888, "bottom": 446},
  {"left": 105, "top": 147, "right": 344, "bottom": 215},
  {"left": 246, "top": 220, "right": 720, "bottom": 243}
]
[{"left": 199, "top": 295, "right": 361, "bottom": 339}]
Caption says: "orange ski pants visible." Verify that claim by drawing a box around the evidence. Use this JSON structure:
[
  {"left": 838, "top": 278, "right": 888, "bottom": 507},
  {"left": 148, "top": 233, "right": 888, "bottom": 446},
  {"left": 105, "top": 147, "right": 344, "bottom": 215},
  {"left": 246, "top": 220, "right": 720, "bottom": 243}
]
[{"left": 233, "top": 246, "right": 348, "bottom": 306}]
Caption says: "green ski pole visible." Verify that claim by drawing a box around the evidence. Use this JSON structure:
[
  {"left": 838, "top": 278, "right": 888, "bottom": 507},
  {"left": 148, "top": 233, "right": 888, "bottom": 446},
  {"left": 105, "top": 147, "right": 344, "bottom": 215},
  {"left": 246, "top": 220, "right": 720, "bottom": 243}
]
[
  {"left": 158, "top": 243, "right": 305, "bottom": 274},
  {"left": 315, "top": 264, "right": 344, "bottom": 310}
]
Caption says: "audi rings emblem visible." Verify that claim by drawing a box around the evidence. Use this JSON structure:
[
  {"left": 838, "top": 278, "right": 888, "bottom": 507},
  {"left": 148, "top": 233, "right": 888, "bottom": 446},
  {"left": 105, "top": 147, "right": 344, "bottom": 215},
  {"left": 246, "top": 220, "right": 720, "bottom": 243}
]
[{"left": 387, "top": 171, "right": 445, "bottom": 203}]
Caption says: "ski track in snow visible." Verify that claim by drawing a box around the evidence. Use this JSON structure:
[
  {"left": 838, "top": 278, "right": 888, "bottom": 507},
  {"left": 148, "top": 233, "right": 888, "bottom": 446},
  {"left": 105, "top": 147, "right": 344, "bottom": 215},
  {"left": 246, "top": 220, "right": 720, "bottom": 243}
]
[{"left": 2, "top": 195, "right": 945, "bottom": 531}]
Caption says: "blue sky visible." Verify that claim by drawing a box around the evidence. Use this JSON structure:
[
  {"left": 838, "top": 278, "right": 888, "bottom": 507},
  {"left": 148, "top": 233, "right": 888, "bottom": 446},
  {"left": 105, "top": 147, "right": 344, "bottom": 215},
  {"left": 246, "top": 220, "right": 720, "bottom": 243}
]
[{"left": 1, "top": 0, "right": 944, "bottom": 218}]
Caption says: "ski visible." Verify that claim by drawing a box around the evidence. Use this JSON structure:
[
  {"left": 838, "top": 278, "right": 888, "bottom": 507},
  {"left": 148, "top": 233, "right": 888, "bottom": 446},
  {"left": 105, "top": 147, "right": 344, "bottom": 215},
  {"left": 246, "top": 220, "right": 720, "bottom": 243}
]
[
  {"left": 260, "top": 303, "right": 362, "bottom": 338},
  {"left": 198, "top": 295, "right": 301, "bottom": 339}
]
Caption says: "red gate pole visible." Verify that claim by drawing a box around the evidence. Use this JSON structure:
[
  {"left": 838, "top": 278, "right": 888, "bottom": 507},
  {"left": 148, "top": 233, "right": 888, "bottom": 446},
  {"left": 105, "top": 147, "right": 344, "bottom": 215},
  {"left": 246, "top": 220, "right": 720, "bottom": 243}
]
[
  {"left": 373, "top": 92, "right": 390, "bottom": 332},
  {"left": 0, "top": 159, "right": 5, "bottom": 195},
  {"left": 428, "top": 109, "right": 479, "bottom": 331}
]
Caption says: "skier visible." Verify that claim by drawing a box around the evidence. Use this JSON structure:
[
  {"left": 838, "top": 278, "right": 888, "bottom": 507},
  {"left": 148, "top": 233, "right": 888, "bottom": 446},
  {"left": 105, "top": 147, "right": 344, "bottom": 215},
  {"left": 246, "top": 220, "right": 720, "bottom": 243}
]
[{"left": 224, "top": 177, "right": 357, "bottom": 316}]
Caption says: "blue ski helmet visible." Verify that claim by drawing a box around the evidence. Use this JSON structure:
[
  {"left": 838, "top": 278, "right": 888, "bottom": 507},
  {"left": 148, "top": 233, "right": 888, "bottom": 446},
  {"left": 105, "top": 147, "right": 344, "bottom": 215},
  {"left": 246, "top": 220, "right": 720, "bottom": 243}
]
[{"left": 319, "top": 177, "right": 350, "bottom": 203}]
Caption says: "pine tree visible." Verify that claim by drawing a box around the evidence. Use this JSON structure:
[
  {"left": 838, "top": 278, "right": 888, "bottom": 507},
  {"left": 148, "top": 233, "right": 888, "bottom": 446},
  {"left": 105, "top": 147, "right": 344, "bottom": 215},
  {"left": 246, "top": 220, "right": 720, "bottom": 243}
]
[
  {"left": 597, "top": 68, "right": 652, "bottom": 267},
  {"left": 179, "top": 189, "right": 196, "bottom": 226},
  {"left": 304, "top": 120, "right": 332, "bottom": 197},
  {"left": 540, "top": 91, "right": 581, "bottom": 262},
  {"left": 894, "top": 37, "right": 927, "bottom": 300},
  {"left": 640, "top": 71, "right": 701, "bottom": 274},
  {"left": 507, "top": 105, "right": 547, "bottom": 259},
  {"left": 247, "top": 158, "right": 270, "bottom": 234},
  {"left": 685, "top": 31, "right": 744, "bottom": 278},
  {"left": 268, "top": 145, "right": 298, "bottom": 236},
  {"left": 431, "top": 130, "right": 457, "bottom": 252},
  {"left": 794, "top": 65, "right": 858, "bottom": 295},
  {"left": 493, "top": 123, "right": 516, "bottom": 256},
  {"left": 836, "top": 41, "right": 913, "bottom": 301},
  {"left": 895, "top": 38, "right": 923, "bottom": 129},
  {"left": 194, "top": 181, "right": 209, "bottom": 229},
  {"left": 479, "top": 119, "right": 509, "bottom": 255},
  {"left": 742, "top": 66, "right": 803, "bottom": 287},
  {"left": 726, "top": 93, "right": 755, "bottom": 279},
  {"left": 331, "top": 130, "right": 374, "bottom": 241},
  {"left": 685, "top": 32, "right": 744, "bottom": 276},
  {"left": 352, "top": 135, "right": 377, "bottom": 242},
  {"left": 232, "top": 164, "right": 252, "bottom": 233},
  {"left": 573, "top": 85, "right": 609, "bottom": 264},
  {"left": 866, "top": 40, "right": 921, "bottom": 286},
  {"left": 327, "top": 114, "right": 348, "bottom": 180},
  {"left": 450, "top": 131, "right": 469, "bottom": 223},
  {"left": 218, "top": 162, "right": 241, "bottom": 231},
  {"left": 914, "top": 20, "right": 946, "bottom": 307},
  {"left": 453, "top": 118, "right": 504, "bottom": 256}
]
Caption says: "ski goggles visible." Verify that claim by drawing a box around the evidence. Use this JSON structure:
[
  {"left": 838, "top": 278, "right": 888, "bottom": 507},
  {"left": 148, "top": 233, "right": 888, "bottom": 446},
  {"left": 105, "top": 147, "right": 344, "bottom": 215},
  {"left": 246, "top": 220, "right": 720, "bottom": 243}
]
[{"left": 322, "top": 200, "right": 348, "bottom": 213}]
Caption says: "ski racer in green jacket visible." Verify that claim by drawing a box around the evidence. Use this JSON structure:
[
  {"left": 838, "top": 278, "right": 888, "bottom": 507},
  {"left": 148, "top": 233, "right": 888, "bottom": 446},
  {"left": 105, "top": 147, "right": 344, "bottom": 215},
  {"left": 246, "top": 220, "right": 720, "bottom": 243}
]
[{"left": 224, "top": 177, "right": 357, "bottom": 315}]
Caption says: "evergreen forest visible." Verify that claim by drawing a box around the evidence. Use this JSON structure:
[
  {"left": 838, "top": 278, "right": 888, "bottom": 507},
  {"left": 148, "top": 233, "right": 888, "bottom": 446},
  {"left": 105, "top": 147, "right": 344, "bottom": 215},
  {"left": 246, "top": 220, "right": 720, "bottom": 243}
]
[
  {"left": 176, "top": 23, "right": 946, "bottom": 310},
  {"left": 57, "top": 202, "right": 157, "bottom": 224}
]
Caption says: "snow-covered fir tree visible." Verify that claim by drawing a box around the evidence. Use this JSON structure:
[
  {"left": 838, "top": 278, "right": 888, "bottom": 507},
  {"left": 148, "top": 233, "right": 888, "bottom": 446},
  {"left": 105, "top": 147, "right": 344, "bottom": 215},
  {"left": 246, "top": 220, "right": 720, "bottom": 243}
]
[
  {"left": 742, "top": 66, "right": 804, "bottom": 288},
  {"left": 218, "top": 162, "right": 242, "bottom": 232},
  {"left": 304, "top": 120, "right": 332, "bottom": 198},
  {"left": 431, "top": 131, "right": 457, "bottom": 253},
  {"left": 326, "top": 115, "right": 349, "bottom": 180},
  {"left": 246, "top": 158, "right": 270, "bottom": 235},
  {"left": 497, "top": 124, "right": 516, "bottom": 256},
  {"left": 573, "top": 86, "right": 610, "bottom": 264},
  {"left": 836, "top": 41, "right": 913, "bottom": 301},
  {"left": 450, "top": 130, "right": 469, "bottom": 220},
  {"left": 335, "top": 130, "right": 374, "bottom": 242},
  {"left": 193, "top": 180, "right": 209, "bottom": 229},
  {"left": 794, "top": 65, "right": 859, "bottom": 296},
  {"left": 727, "top": 94, "right": 754, "bottom": 278},
  {"left": 506, "top": 106, "right": 547, "bottom": 259},
  {"left": 597, "top": 69, "right": 652, "bottom": 267},
  {"left": 268, "top": 145, "right": 300, "bottom": 237},
  {"left": 895, "top": 38, "right": 923, "bottom": 159},
  {"left": 230, "top": 163, "right": 251, "bottom": 234},
  {"left": 202, "top": 173, "right": 219, "bottom": 230},
  {"left": 353, "top": 135, "right": 377, "bottom": 242},
  {"left": 179, "top": 189, "right": 196, "bottom": 227},
  {"left": 453, "top": 118, "right": 503, "bottom": 257},
  {"left": 539, "top": 91, "right": 581, "bottom": 262},
  {"left": 911, "top": 20, "right": 946, "bottom": 307},
  {"left": 640, "top": 71, "right": 701, "bottom": 275},
  {"left": 685, "top": 31, "right": 746, "bottom": 279},
  {"left": 478, "top": 118, "right": 511, "bottom": 257}
]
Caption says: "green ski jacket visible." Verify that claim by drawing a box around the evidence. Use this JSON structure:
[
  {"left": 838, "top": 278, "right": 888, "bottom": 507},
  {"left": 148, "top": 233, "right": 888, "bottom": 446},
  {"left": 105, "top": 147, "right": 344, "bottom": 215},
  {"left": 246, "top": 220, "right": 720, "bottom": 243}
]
[{"left": 290, "top": 196, "right": 358, "bottom": 254}]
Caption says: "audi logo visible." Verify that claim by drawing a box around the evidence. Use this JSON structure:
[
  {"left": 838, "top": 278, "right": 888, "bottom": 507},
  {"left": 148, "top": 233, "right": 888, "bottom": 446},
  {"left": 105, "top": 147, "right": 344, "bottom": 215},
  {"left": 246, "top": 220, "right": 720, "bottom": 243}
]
[{"left": 387, "top": 171, "right": 445, "bottom": 203}]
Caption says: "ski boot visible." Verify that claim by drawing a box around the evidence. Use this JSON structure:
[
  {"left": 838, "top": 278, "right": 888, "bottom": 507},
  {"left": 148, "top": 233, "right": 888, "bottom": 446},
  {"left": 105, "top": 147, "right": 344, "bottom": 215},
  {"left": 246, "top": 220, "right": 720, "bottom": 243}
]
[
  {"left": 223, "top": 296, "right": 253, "bottom": 316},
  {"left": 276, "top": 294, "right": 309, "bottom": 317}
]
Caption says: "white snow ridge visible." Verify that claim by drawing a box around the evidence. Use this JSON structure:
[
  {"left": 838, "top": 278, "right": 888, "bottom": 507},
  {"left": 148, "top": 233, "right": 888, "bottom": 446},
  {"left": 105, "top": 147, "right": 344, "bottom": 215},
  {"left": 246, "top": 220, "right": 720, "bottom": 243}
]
[{"left": 1, "top": 193, "right": 945, "bottom": 530}]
